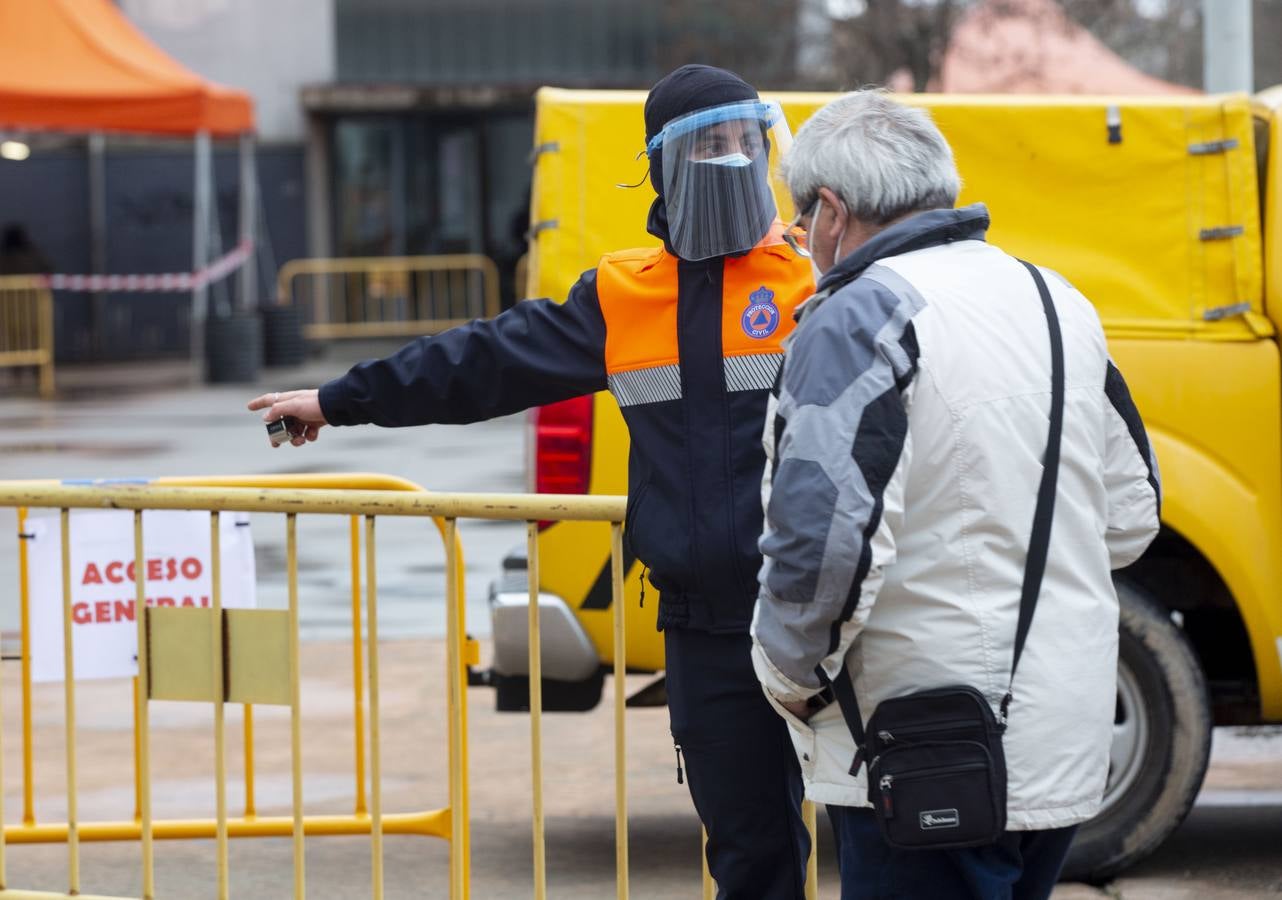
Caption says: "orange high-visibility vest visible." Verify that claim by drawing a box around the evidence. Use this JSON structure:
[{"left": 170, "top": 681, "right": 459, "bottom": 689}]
[{"left": 595, "top": 224, "right": 811, "bottom": 408}]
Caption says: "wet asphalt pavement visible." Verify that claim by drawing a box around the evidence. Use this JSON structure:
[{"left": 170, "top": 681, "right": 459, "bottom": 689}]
[{"left": 0, "top": 352, "right": 1278, "bottom": 898}]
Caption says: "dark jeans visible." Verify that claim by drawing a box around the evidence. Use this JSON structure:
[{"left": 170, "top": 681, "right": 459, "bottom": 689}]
[
  {"left": 828, "top": 806, "right": 1077, "bottom": 900},
  {"left": 665, "top": 627, "right": 810, "bottom": 899}
]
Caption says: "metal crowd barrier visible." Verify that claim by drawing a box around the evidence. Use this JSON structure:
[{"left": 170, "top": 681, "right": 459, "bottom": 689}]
[
  {"left": 275, "top": 255, "right": 501, "bottom": 341},
  {"left": 0, "top": 276, "right": 55, "bottom": 398},
  {"left": 0, "top": 475, "right": 819, "bottom": 898}
]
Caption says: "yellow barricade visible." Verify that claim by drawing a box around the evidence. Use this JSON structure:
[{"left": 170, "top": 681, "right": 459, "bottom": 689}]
[
  {"left": 0, "top": 475, "right": 818, "bottom": 898},
  {"left": 275, "top": 255, "right": 501, "bottom": 341},
  {"left": 0, "top": 276, "right": 54, "bottom": 399}
]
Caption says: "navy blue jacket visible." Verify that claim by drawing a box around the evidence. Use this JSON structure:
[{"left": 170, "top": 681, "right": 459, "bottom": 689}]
[{"left": 320, "top": 240, "right": 813, "bottom": 632}]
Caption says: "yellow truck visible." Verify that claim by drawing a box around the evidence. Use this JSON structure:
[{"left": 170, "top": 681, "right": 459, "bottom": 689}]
[{"left": 480, "top": 86, "right": 1282, "bottom": 880}]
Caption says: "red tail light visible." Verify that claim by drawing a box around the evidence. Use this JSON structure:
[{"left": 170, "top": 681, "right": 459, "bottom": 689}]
[{"left": 530, "top": 395, "right": 594, "bottom": 530}]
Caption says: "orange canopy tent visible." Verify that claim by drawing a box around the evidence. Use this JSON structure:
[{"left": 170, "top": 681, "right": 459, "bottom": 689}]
[
  {"left": 0, "top": 0, "right": 260, "bottom": 377},
  {"left": 0, "top": 0, "right": 253, "bottom": 136}
]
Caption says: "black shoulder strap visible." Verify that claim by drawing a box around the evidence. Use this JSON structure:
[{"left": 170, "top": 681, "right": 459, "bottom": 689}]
[
  {"left": 1001, "top": 260, "right": 1065, "bottom": 722},
  {"left": 836, "top": 259, "right": 1066, "bottom": 773}
]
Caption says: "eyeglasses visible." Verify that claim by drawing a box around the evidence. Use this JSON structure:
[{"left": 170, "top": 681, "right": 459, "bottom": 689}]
[{"left": 781, "top": 200, "right": 816, "bottom": 259}]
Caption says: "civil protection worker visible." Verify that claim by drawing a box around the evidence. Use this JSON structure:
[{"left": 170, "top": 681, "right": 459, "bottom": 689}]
[{"left": 248, "top": 64, "right": 815, "bottom": 897}]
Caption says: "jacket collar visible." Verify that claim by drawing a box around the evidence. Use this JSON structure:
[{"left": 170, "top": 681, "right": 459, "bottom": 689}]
[{"left": 815, "top": 203, "right": 991, "bottom": 295}]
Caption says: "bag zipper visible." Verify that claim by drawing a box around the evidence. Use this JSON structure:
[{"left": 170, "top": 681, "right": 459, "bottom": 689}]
[
  {"left": 875, "top": 718, "right": 981, "bottom": 744},
  {"left": 674, "top": 741, "right": 685, "bottom": 785},
  {"left": 880, "top": 760, "right": 989, "bottom": 782},
  {"left": 879, "top": 774, "right": 895, "bottom": 818},
  {"left": 868, "top": 739, "right": 992, "bottom": 781},
  {"left": 876, "top": 760, "right": 990, "bottom": 821}
]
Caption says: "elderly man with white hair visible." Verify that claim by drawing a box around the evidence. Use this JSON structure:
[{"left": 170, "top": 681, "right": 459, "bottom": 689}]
[{"left": 753, "top": 91, "right": 1160, "bottom": 898}]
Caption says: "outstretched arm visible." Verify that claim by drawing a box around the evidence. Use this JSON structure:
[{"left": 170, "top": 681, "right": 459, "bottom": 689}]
[{"left": 248, "top": 270, "right": 607, "bottom": 443}]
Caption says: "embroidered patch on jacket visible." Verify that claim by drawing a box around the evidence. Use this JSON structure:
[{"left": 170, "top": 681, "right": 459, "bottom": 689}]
[{"left": 741, "top": 285, "right": 780, "bottom": 339}]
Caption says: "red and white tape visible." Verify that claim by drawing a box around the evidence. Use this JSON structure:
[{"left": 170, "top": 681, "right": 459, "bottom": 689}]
[{"left": 38, "top": 240, "right": 253, "bottom": 293}]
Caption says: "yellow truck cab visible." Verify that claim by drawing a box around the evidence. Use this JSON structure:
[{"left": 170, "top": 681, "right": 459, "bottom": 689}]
[{"left": 482, "top": 86, "right": 1282, "bottom": 880}]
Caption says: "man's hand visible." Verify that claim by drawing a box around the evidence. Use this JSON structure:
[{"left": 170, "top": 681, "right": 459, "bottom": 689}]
[{"left": 247, "top": 389, "right": 328, "bottom": 447}]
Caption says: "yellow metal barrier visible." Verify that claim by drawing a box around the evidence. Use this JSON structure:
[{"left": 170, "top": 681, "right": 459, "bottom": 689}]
[
  {"left": 0, "top": 476, "right": 820, "bottom": 898},
  {"left": 0, "top": 276, "right": 54, "bottom": 398},
  {"left": 4, "top": 475, "right": 468, "bottom": 899},
  {"left": 275, "top": 255, "right": 501, "bottom": 340}
]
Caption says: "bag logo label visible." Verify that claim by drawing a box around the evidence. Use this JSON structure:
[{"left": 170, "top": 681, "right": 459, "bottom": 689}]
[
  {"left": 919, "top": 809, "right": 960, "bottom": 830},
  {"left": 742, "top": 286, "right": 779, "bottom": 339}
]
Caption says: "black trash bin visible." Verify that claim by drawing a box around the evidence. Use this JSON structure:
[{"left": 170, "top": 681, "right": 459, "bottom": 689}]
[
  {"left": 262, "top": 304, "right": 306, "bottom": 368},
  {"left": 205, "top": 311, "right": 262, "bottom": 383}
]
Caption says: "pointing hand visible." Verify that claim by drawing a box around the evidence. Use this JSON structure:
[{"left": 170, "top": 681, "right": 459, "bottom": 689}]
[{"left": 247, "top": 389, "right": 328, "bottom": 447}]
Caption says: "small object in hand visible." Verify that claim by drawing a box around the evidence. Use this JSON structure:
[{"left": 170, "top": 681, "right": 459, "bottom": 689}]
[{"left": 266, "top": 416, "right": 303, "bottom": 447}]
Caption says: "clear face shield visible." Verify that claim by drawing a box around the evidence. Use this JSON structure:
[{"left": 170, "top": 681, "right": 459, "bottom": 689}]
[{"left": 646, "top": 99, "right": 792, "bottom": 261}]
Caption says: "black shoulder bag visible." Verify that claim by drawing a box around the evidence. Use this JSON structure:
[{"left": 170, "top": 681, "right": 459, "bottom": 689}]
[{"left": 832, "top": 260, "right": 1065, "bottom": 850}]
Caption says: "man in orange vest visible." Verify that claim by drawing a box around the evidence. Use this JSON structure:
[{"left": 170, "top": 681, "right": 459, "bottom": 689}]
[{"left": 250, "top": 65, "right": 815, "bottom": 897}]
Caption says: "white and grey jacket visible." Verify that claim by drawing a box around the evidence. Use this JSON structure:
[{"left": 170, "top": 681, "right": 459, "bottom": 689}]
[{"left": 751, "top": 204, "right": 1161, "bottom": 830}]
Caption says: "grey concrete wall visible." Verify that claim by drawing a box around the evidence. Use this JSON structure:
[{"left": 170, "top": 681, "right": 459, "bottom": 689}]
[{"left": 120, "top": 0, "right": 336, "bottom": 143}]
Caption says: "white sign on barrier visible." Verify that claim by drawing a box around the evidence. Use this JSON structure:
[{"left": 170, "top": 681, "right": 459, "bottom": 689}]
[{"left": 26, "top": 509, "right": 257, "bottom": 683}]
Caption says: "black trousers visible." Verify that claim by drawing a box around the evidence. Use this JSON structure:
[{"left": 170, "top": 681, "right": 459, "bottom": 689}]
[
  {"left": 828, "top": 806, "right": 1077, "bottom": 900},
  {"left": 665, "top": 627, "right": 810, "bottom": 899}
]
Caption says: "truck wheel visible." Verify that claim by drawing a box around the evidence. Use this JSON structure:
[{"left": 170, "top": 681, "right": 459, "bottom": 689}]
[{"left": 1062, "top": 579, "right": 1212, "bottom": 882}]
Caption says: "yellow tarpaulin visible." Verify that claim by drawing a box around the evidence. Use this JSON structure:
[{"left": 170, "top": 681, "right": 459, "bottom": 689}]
[{"left": 530, "top": 88, "right": 1265, "bottom": 341}]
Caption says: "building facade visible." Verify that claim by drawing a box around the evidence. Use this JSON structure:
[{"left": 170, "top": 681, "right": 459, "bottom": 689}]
[
  {"left": 309, "top": 0, "right": 805, "bottom": 306},
  {"left": 0, "top": 0, "right": 808, "bottom": 361}
]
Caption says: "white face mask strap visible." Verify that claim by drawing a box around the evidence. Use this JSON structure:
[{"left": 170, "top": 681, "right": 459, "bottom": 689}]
[
  {"left": 808, "top": 198, "right": 825, "bottom": 283},
  {"left": 826, "top": 196, "right": 852, "bottom": 267},
  {"left": 810, "top": 195, "right": 851, "bottom": 278},
  {"left": 834, "top": 204, "right": 849, "bottom": 268}
]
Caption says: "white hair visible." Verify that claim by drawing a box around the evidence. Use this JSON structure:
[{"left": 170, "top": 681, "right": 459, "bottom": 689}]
[{"left": 782, "top": 90, "right": 961, "bottom": 225}]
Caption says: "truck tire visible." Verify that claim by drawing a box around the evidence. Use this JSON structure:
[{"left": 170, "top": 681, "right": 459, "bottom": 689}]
[{"left": 1062, "top": 579, "right": 1212, "bottom": 882}]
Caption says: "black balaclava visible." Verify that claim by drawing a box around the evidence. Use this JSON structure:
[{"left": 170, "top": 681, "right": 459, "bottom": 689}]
[{"left": 643, "top": 64, "right": 759, "bottom": 252}]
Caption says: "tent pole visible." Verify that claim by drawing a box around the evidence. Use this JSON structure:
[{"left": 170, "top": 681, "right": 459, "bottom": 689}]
[
  {"left": 191, "top": 130, "right": 212, "bottom": 368},
  {"left": 1202, "top": 0, "right": 1253, "bottom": 93},
  {"left": 238, "top": 132, "right": 258, "bottom": 311},
  {"left": 88, "top": 132, "right": 107, "bottom": 357}
]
